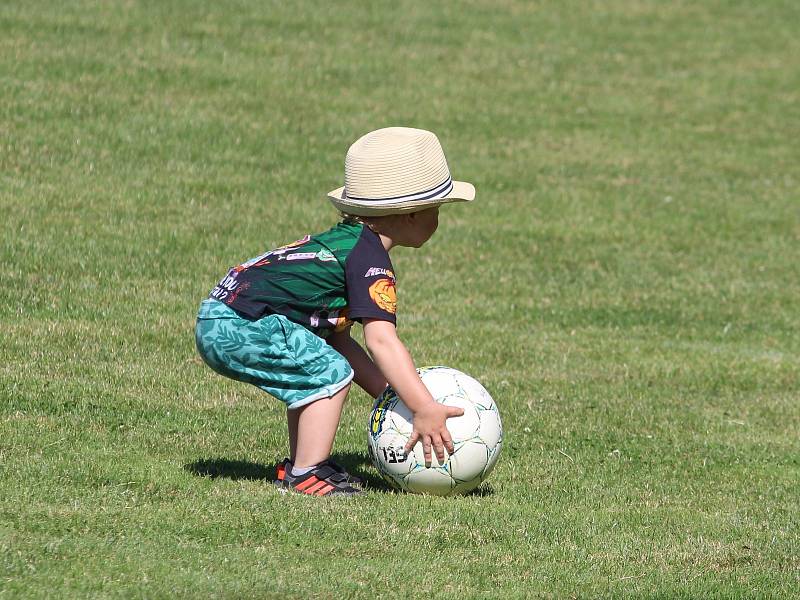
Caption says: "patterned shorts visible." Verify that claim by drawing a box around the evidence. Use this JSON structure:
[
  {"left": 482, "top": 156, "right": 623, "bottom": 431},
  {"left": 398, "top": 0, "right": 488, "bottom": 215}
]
[{"left": 194, "top": 299, "right": 354, "bottom": 409}]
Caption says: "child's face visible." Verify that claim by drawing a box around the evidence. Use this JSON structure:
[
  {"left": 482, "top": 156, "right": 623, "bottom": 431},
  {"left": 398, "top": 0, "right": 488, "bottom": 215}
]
[
  {"left": 370, "top": 207, "right": 440, "bottom": 250},
  {"left": 405, "top": 207, "right": 440, "bottom": 248}
]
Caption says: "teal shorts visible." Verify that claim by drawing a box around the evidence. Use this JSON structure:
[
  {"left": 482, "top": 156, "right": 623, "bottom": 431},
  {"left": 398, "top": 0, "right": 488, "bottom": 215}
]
[{"left": 195, "top": 299, "right": 354, "bottom": 409}]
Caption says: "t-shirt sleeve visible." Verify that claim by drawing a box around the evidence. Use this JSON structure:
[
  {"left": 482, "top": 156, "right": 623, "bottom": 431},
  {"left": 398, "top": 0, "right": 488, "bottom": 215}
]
[{"left": 344, "top": 232, "right": 398, "bottom": 325}]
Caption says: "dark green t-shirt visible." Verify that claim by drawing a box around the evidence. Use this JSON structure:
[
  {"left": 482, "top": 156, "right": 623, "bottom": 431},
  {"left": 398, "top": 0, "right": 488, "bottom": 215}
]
[{"left": 208, "top": 222, "right": 397, "bottom": 336}]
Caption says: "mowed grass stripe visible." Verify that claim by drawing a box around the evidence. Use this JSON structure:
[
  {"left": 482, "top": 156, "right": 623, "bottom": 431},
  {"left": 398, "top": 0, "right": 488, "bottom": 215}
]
[{"left": 2, "top": 0, "right": 798, "bottom": 597}]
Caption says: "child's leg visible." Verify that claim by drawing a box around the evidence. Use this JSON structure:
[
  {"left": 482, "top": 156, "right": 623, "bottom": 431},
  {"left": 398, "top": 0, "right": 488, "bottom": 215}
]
[{"left": 287, "top": 383, "right": 351, "bottom": 468}]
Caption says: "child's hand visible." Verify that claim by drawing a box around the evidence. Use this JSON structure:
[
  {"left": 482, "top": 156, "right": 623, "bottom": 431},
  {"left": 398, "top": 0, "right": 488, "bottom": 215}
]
[
  {"left": 361, "top": 319, "right": 465, "bottom": 465},
  {"left": 404, "top": 402, "right": 465, "bottom": 466}
]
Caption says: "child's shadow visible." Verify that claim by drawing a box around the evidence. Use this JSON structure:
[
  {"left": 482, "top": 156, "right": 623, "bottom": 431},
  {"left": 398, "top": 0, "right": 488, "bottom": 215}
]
[
  {"left": 183, "top": 453, "right": 494, "bottom": 496},
  {"left": 184, "top": 452, "right": 390, "bottom": 491}
]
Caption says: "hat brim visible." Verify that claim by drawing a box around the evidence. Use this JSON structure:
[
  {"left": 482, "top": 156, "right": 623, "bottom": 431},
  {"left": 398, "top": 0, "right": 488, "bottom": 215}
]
[{"left": 327, "top": 180, "right": 475, "bottom": 217}]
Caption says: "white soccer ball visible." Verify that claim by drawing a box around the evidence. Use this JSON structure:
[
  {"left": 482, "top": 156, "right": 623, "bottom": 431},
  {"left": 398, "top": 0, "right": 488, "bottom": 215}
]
[{"left": 367, "top": 366, "right": 503, "bottom": 496}]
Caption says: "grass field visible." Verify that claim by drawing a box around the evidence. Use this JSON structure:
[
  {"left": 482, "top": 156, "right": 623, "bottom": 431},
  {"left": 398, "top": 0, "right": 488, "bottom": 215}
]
[{"left": 2, "top": 1, "right": 799, "bottom": 597}]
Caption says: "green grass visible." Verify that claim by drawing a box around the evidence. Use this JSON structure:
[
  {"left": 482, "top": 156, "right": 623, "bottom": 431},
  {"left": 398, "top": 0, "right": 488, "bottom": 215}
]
[{"left": 2, "top": 0, "right": 799, "bottom": 597}]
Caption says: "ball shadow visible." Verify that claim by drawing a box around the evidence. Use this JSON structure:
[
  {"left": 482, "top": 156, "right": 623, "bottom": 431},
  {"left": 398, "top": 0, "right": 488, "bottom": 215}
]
[{"left": 466, "top": 483, "right": 495, "bottom": 497}]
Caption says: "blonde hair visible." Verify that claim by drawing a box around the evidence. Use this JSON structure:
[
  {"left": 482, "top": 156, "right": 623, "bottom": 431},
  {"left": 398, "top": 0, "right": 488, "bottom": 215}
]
[
  {"left": 340, "top": 212, "right": 393, "bottom": 235},
  {"left": 340, "top": 212, "right": 365, "bottom": 225}
]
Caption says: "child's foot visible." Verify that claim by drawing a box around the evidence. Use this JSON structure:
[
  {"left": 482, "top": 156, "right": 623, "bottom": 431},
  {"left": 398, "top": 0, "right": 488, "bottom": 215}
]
[
  {"left": 274, "top": 458, "right": 363, "bottom": 486},
  {"left": 277, "top": 463, "right": 362, "bottom": 496}
]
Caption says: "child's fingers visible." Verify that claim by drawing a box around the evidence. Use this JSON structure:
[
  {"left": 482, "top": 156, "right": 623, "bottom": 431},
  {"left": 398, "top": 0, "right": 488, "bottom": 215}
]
[
  {"left": 422, "top": 434, "right": 434, "bottom": 466},
  {"left": 406, "top": 430, "right": 452, "bottom": 463},
  {"left": 405, "top": 431, "right": 435, "bottom": 464},
  {"left": 404, "top": 431, "right": 419, "bottom": 454},
  {"left": 431, "top": 434, "right": 447, "bottom": 464},
  {"left": 441, "top": 430, "right": 455, "bottom": 454},
  {"left": 446, "top": 406, "right": 465, "bottom": 418}
]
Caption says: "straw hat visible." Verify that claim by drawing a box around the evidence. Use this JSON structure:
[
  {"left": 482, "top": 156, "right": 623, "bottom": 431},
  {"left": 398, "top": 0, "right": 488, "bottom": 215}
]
[{"left": 327, "top": 127, "right": 475, "bottom": 216}]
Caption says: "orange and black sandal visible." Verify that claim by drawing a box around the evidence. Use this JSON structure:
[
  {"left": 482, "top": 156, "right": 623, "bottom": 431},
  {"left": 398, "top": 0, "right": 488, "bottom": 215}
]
[
  {"left": 274, "top": 458, "right": 363, "bottom": 486},
  {"left": 277, "top": 462, "right": 362, "bottom": 497},
  {"left": 275, "top": 458, "right": 291, "bottom": 483}
]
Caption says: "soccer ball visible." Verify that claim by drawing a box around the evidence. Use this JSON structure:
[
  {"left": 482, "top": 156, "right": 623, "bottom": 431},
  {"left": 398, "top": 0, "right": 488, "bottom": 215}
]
[{"left": 367, "top": 366, "right": 503, "bottom": 496}]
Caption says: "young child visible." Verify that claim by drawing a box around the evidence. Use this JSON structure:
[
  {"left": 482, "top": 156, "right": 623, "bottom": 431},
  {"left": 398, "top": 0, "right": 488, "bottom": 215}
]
[{"left": 195, "top": 127, "right": 475, "bottom": 496}]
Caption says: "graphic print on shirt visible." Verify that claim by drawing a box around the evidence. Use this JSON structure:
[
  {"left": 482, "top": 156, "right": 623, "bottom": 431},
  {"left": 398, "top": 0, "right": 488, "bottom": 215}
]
[
  {"left": 368, "top": 278, "right": 397, "bottom": 314},
  {"left": 364, "top": 267, "right": 394, "bottom": 278},
  {"left": 209, "top": 235, "right": 312, "bottom": 302},
  {"left": 240, "top": 235, "right": 311, "bottom": 269},
  {"left": 207, "top": 222, "right": 397, "bottom": 332},
  {"left": 310, "top": 307, "right": 351, "bottom": 332}
]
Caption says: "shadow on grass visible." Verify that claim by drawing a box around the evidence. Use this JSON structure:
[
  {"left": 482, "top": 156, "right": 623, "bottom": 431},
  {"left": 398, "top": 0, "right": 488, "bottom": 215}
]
[
  {"left": 184, "top": 453, "right": 495, "bottom": 496},
  {"left": 183, "top": 451, "right": 393, "bottom": 491},
  {"left": 466, "top": 483, "right": 495, "bottom": 497},
  {"left": 184, "top": 458, "right": 274, "bottom": 481}
]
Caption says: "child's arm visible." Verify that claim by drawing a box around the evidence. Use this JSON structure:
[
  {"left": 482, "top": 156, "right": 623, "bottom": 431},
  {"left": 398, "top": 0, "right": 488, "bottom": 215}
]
[
  {"left": 362, "top": 318, "right": 464, "bottom": 465},
  {"left": 326, "top": 328, "right": 388, "bottom": 399}
]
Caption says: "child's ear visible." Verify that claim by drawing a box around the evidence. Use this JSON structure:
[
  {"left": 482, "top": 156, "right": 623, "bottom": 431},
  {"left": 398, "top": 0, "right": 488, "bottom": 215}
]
[{"left": 387, "top": 213, "right": 412, "bottom": 226}]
